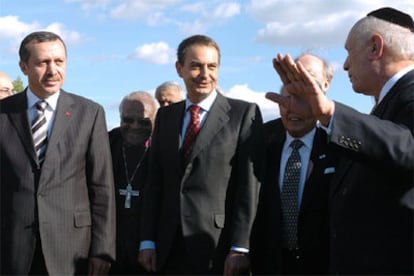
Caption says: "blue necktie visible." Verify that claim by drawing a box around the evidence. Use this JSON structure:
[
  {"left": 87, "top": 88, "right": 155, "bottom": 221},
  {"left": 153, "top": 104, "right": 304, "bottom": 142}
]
[{"left": 281, "top": 139, "right": 303, "bottom": 249}]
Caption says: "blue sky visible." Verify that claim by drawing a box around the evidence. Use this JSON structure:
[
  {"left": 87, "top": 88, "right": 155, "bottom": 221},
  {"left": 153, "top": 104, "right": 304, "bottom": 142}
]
[{"left": 1, "top": 0, "right": 413, "bottom": 129}]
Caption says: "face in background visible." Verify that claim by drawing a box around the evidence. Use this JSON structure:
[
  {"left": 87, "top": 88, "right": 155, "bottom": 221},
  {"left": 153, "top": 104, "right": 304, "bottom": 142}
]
[
  {"left": 176, "top": 45, "right": 219, "bottom": 103},
  {"left": 280, "top": 54, "right": 330, "bottom": 138},
  {"left": 156, "top": 86, "right": 183, "bottom": 107},
  {"left": 19, "top": 39, "right": 66, "bottom": 99},
  {"left": 0, "top": 72, "right": 14, "bottom": 100},
  {"left": 120, "top": 99, "right": 154, "bottom": 146}
]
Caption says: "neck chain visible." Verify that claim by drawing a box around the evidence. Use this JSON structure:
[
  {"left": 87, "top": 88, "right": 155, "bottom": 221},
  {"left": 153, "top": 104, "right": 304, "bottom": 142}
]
[{"left": 122, "top": 145, "right": 148, "bottom": 186}]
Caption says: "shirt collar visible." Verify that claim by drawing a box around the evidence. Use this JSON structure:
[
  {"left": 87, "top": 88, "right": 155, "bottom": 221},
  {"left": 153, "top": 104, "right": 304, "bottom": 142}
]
[
  {"left": 185, "top": 89, "right": 218, "bottom": 112},
  {"left": 27, "top": 88, "right": 60, "bottom": 111},
  {"left": 379, "top": 64, "right": 414, "bottom": 103},
  {"left": 285, "top": 127, "right": 316, "bottom": 150}
]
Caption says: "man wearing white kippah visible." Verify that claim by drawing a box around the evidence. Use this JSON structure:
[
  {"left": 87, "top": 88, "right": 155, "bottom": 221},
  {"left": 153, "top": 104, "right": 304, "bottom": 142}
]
[{"left": 268, "top": 6, "right": 414, "bottom": 275}]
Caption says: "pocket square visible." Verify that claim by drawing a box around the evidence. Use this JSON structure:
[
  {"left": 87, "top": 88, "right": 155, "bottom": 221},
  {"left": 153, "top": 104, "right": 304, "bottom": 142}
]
[{"left": 324, "top": 167, "right": 335, "bottom": 174}]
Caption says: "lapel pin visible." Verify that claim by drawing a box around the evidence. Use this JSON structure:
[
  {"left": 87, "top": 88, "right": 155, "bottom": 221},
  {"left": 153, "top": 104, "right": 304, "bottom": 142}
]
[{"left": 65, "top": 111, "right": 71, "bottom": 117}]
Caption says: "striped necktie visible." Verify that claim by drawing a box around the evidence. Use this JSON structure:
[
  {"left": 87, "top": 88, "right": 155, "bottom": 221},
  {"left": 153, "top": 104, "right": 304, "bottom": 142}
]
[
  {"left": 281, "top": 139, "right": 303, "bottom": 249},
  {"left": 32, "top": 100, "right": 48, "bottom": 163}
]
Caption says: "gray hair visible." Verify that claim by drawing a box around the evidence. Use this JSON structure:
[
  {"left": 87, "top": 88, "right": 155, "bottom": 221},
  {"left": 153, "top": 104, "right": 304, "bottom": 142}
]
[
  {"left": 119, "top": 91, "right": 159, "bottom": 116},
  {"left": 352, "top": 16, "right": 414, "bottom": 60},
  {"left": 295, "top": 52, "right": 334, "bottom": 83},
  {"left": 155, "top": 81, "right": 184, "bottom": 99}
]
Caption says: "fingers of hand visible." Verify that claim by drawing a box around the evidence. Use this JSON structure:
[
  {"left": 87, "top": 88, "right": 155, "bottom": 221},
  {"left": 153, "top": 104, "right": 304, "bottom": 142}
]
[
  {"left": 273, "top": 58, "right": 291, "bottom": 85},
  {"left": 265, "top": 92, "right": 289, "bottom": 108}
]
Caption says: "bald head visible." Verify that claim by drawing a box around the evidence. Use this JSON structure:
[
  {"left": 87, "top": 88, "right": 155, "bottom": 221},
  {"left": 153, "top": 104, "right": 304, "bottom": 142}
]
[
  {"left": 155, "top": 81, "right": 184, "bottom": 107},
  {"left": 0, "top": 72, "right": 14, "bottom": 100},
  {"left": 295, "top": 53, "right": 333, "bottom": 94}
]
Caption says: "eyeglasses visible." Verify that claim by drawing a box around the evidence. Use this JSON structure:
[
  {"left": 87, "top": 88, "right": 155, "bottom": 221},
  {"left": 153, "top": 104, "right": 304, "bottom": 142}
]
[
  {"left": 121, "top": 116, "right": 151, "bottom": 126},
  {"left": 0, "top": 87, "right": 15, "bottom": 95}
]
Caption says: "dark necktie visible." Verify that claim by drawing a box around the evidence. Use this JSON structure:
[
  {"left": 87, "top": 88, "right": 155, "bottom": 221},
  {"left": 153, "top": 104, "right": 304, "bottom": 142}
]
[
  {"left": 281, "top": 139, "right": 303, "bottom": 249},
  {"left": 182, "top": 105, "right": 201, "bottom": 161},
  {"left": 31, "top": 100, "right": 48, "bottom": 163}
]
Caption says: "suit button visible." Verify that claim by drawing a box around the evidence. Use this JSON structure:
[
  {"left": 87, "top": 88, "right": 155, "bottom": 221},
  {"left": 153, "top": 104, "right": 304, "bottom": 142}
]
[{"left": 342, "top": 188, "right": 348, "bottom": 195}]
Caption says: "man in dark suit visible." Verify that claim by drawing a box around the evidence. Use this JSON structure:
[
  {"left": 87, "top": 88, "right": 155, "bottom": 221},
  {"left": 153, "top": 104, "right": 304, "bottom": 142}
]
[
  {"left": 251, "top": 53, "right": 336, "bottom": 275},
  {"left": 108, "top": 91, "right": 158, "bottom": 275},
  {"left": 270, "top": 7, "right": 414, "bottom": 275},
  {"left": 0, "top": 31, "right": 115, "bottom": 275},
  {"left": 138, "top": 34, "right": 263, "bottom": 275}
]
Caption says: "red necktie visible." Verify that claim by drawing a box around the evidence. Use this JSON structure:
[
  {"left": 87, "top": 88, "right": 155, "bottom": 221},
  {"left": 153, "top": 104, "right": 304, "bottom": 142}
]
[{"left": 182, "top": 105, "right": 201, "bottom": 161}]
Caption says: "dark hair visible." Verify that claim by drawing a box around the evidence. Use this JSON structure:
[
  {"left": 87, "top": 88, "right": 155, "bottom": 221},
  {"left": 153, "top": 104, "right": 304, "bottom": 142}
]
[
  {"left": 177, "top": 34, "right": 221, "bottom": 66},
  {"left": 19, "top": 31, "right": 66, "bottom": 63}
]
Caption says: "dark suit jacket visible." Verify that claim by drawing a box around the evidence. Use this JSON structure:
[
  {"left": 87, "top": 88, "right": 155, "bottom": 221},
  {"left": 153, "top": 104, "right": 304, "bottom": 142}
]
[
  {"left": 140, "top": 93, "right": 263, "bottom": 274},
  {"left": 250, "top": 119, "right": 336, "bottom": 275},
  {"left": 328, "top": 70, "right": 414, "bottom": 274},
  {"left": 0, "top": 90, "right": 116, "bottom": 275}
]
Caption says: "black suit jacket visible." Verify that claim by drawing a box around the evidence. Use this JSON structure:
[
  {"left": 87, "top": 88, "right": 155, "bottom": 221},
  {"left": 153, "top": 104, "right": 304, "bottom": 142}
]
[
  {"left": 0, "top": 90, "right": 116, "bottom": 275},
  {"left": 250, "top": 119, "right": 336, "bottom": 275},
  {"left": 108, "top": 127, "right": 147, "bottom": 274},
  {"left": 328, "top": 70, "right": 414, "bottom": 274},
  {"left": 140, "top": 93, "right": 263, "bottom": 274}
]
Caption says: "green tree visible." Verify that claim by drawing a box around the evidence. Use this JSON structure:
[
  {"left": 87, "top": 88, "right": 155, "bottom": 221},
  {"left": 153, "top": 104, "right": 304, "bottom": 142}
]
[{"left": 13, "top": 76, "right": 24, "bottom": 93}]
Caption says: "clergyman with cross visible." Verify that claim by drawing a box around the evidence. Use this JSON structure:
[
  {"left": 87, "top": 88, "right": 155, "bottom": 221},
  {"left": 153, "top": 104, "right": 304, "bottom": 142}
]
[{"left": 108, "top": 91, "right": 159, "bottom": 274}]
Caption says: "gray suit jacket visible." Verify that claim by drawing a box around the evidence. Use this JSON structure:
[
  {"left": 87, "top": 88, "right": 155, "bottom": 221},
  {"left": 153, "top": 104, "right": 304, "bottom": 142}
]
[
  {"left": 140, "top": 93, "right": 263, "bottom": 273},
  {"left": 0, "top": 90, "right": 116, "bottom": 275}
]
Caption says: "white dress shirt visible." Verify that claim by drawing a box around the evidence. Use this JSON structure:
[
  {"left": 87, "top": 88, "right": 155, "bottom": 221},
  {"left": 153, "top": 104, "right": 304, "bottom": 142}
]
[{"left": 279, "top": 128, "right": 316, "bottom": 208}]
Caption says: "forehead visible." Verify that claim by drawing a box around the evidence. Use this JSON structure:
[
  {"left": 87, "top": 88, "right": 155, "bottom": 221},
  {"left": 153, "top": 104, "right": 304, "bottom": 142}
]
[
  {"left": 0, "top": 77, "right": 12, "bottom": 88},
  {"left": 26, "top": 40, "right": 66, "bottom": 59},
  {"left": 298, "top": 55, "right": 323, "bottom": 76},
  {"left": 159, "top": 87, "right": 179, "bottom": 96},
  {"left": 344, "top": 27, "right": 358, "bottom": 50},
  {"left": 122, "top": 100, "right": 144, "bottom": 112},
  {"left": 184, "top": 45, "right": 219, "bottom": 63}
]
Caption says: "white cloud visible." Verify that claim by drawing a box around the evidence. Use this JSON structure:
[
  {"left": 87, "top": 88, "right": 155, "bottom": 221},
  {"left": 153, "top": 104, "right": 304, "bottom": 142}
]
[
  {"left": 64, "top": 0, "right": 112, "bottom": 12},
  {"left": 45, "top": 23, "right": 84, "bottom": 46},
  {"left": 247, "top": 0, "right": 414, "bottom": 47},
  {"left": 129, "top": 41, "right": 175, "bottom": 64},
  {"left": 224, "top": 84, "right": 279, "bottom": 122},
  {"left": 0, "top": 16, "right": 83, "bottom": 54},
  {"left": 110, "top": 0, "right": 181, "bottom": 20},
  {"left": 180, "top": 3, "right": 205, "bottom": 13},
  {"left": 212, "top": 3, "right": 241, "bottom": 19},
  {"left": 0, "top": 16, "right": 40, "bottom": 53},
  {"left": 177, "top": 20, "right": 207, "bottom": 36}
]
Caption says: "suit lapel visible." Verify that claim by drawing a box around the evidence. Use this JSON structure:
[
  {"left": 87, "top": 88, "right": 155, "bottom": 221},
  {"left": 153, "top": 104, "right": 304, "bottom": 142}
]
[
  {"left": 188, "top": 93, "right": 230, "bottom": 161},
  {"left": 7, "top": 91, "right": 38, "bottom": 163},
  {"left": 46, "top": 91, "right": 74, "bottom": 155},
  {"left": 301, "top": 128, "right": 329, "bottom": 208}
]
